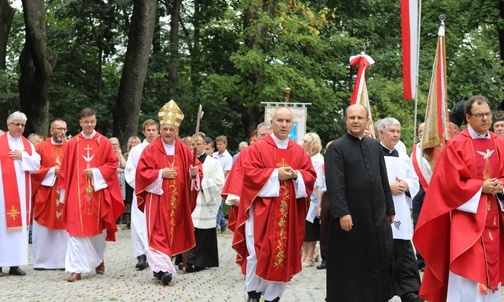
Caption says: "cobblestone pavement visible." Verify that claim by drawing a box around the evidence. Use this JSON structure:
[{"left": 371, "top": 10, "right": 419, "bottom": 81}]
[{"left": 2, "top": 227, "right": 478, "bottom": 302}]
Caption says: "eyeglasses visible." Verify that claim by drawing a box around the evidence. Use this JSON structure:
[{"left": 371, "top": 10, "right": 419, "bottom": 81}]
[
  {"left": 470, "top": 112, "right": 493, "bottom": 120},
  {"left": 52, "top": 127, "right": 67, "bottom": 131},
  {"left": 11, "top": 123, "right": 26, "bottom": 127}
]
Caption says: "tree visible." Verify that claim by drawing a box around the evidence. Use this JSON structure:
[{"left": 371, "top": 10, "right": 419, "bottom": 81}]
[
  {"left": 19, "top": 0, "right": 56, "bottom": 136},
  {"left": 0, "top": 0, "right": 15, "bottom": 124},
  {"left": 166, "top": 0, "right": 182, "bottom": 100},
  {"left": 0, "top": 0, "right": 14, "bottom": 70},
  {"left": 113, "top": 0, "right": 157, "bottom": 149}
]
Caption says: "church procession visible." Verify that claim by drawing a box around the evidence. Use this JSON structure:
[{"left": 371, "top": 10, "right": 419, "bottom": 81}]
[
  {"left": 5, "top": 2, "right": 504, "bottom": 302},
  {"left": 3, "top": 89, "right": 504, "bottom": 302}
]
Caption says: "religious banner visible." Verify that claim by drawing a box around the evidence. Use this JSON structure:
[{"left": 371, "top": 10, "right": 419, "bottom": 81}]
[{"left": 420, "top": 21, "right": 449, "bottom": 176}]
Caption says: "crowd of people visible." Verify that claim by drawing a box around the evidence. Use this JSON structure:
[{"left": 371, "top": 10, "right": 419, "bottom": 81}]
[{"left": 2, "top": 95, "right": 504, "bottom": 302}]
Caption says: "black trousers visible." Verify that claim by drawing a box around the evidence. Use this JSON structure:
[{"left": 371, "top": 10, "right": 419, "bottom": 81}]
[
  {"left": 390, "top": 239, "right": 421, "bottom": 297},
  {"left": 319, "top": 192, "right": 331, "bottom": 263}
]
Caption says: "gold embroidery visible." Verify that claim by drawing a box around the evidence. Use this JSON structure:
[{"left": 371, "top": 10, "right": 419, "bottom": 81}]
[
  {"left": 7, "top": 206, "right": 20, "bottom": 220},
  {"left": 165, "top": 154, "right": 178, "bottom": 246},
  {"left": 276, "top": 158, "right": 289, "bottom": 168},
  {"left": 169, "top": 180, "right": 178, "bottom": 246},
  {"left": 83, "top": 144, "right": 95, "bottom": 215},
  {"left": 489, "top": 230, "right": 494, "bottom": 241},
  {"left": 273, "top": 181, "right": 289, "bottom": 269}
]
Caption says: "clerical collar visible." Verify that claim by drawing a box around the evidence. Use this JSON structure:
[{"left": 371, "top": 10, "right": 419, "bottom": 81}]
[
  {"left": 271, "top": 134, "right": 289, "bottom": 149},
  {"left": 162, "top": 140, "right": 175, "bottom": 155},
  {"left": 380, "top": 144, "right": 399, "bottom": 157},
  {"left": 51, "top": 137, "right": 64, "bottom": 145},
  {"left": 467, "top": 125, "right": 490, "bottom": 139},
  {"left": 346, "top": 131, "right": 365, "bottom": 140},
  {"left": 81, "top": 130, "right": 96, "bottom": 139},
  {"left": 197, "top": 152, "right": 207, "bottom": 163}
]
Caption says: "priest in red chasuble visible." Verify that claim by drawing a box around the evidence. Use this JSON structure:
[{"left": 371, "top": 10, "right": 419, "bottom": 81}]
[
  {"left": 223, "top": 122, "right": 272, "bottom": 232},
  {"left": 414, "top": 95, "right": 504, "bottom": 302},
  {"left": 0, "top": 111, "right": 40, "bottom": 277},
  {"left": 57, "top": 108, "right": 124, "bottom": 282},
  {"left": 232, "top": 107, "right": 316, "bottom": 302},
  {"left": 31, "top": 119, "right": 69, "bottom": 270},
  {"left": 135, "top": 100, "right": 203, "bottom": 286}
]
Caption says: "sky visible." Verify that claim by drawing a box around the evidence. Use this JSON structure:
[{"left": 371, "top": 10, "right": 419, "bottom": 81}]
[{"left": 11, "top": 0, "right": 21, "bottom": 10}]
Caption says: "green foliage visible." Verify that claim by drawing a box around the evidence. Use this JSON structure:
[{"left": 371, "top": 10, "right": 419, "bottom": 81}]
[{"left": 2, "top": 0, "right": 504, "bottom": 152}]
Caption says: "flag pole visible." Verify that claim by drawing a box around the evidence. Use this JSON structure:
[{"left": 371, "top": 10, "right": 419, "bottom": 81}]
[{"left": 413, "top": 0, "right": 422, "bottom": 145}]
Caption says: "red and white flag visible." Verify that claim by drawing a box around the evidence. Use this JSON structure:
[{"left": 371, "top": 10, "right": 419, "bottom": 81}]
[
  {"left": 420, "top": 23, "right": 449, "bottom": 177},
  {"left": 400, "top": 0, "right": 420, "bottom": 100},
  {"left": 349, "top": 53, "right": 375, "bottom": 138}
]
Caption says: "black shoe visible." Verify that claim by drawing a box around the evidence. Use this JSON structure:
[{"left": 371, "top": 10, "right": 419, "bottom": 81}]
[
  {"left": 153, "top": 271, "right": 163, "bottom": 280},
  {"left": 135, "top": 255, "right": 148, "bottom": 270},
  {"left": 160, "top": 272, "right": 172, "bottom": 285},
  {"left": 247, "top": 291, "right": 261, "bottom": 302},
  {"left": 9, "top": 266, "right": 26, "bottom": 276},
  {"left": 266, "top": 298, "right": 280, "bottom": 302},
  {"left": 316, "top": 262, "right": 327, "bottom": 270},
  {"left": 401, "top": 292, "right": 425, "bottom": 302},
  {"left": 0, "top": 268, "right": 4, "bottom": 277}
]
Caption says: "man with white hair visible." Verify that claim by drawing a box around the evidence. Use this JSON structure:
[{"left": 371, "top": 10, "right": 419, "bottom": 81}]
[
  {"left": 135, "top": 100, "right": 202, "bottom": 285},
  {"left": 232, "top": 141, "right": 248, "bottom": 164},
  {"left": 378, "top": 118, "right": 423, "bottom": 302},
  {"left": 0, "top": 111, "right": 41, "bottom": 276}
]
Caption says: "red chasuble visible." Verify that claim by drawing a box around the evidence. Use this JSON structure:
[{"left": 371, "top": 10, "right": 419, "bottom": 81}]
[
  {"left": 0, "top": 134, "right": 33, "bottom": 230},
  {"left": 135, "top": 138, "right": 203, "bottom": 257},
  {"left": 57, "top": 132, "right": 124, "bottom": 241},
  {"left": 231, "top": 136, "right": 316, "bottom": 282},
  {"left": 32, "top": 138, "right": 68, "bottom": 230},
  {"left": 413, "top": 129, "right": 504, "bottom": 302},
  {"left": 221, "top": 148, "right": 249, "bottom": 232}
]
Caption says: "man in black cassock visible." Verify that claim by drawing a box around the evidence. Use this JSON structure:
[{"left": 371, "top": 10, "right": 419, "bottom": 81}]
[{"left": 324, "top": 104, "right": 395, "bottom": 302}]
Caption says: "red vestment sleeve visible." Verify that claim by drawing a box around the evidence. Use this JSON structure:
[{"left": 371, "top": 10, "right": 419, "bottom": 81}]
[
  {"left": 413, "top": 130, "right": 504, "bottom": 301},
  {"left": 231, "top": 136, "right": 316, "bottom": 282}
]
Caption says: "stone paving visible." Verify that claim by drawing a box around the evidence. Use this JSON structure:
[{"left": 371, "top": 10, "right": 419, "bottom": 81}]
[{"left": 0, "top": 227, "right": 437, "bottom": 302}]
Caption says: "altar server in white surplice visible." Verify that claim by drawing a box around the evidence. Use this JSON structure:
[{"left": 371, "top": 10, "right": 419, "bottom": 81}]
[
  {"left": 124, "top": 119, "right": 159, "bottom": 270},
  {"left": 378, "top": 117, "right": 423, "bottom": 302}
]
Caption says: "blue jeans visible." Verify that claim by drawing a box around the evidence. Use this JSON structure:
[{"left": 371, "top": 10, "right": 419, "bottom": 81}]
[{"left": 216, "top": 202, "right": 227, "bottom": 231}]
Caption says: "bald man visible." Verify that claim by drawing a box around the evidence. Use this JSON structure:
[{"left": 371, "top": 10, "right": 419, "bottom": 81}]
[{"left": 231, "top": 107, "right": 316, "bottom": 302}]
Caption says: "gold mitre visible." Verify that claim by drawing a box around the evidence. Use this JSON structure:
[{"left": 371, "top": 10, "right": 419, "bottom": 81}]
[{"left": 158, "top": 100, "right": 184, "bottom": 127}]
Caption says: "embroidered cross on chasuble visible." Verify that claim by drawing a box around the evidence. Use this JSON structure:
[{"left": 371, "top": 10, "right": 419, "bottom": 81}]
[
  {"left": 0, "top": 134, "right": 32, "bottom": 231},
  {"left": 75, "top": 137, "right": 104, "bottom": 229},
  {"left": 164, "top": 154, "right": 179, "bottom": 246},
  {"left": 264, "top": 148, "right": 292, "bottom": 280},
  {"left": 473, "top": 139, "right": 500, "bottom": 292}
]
